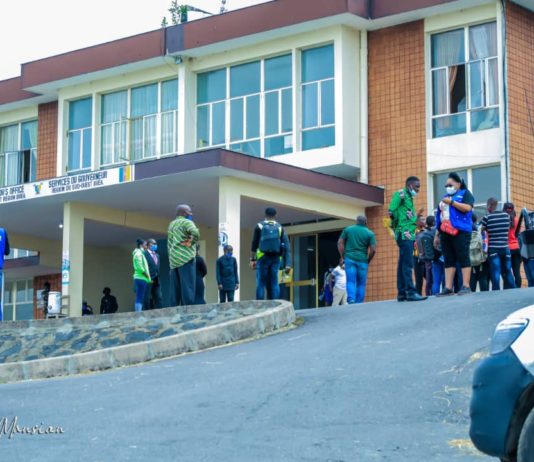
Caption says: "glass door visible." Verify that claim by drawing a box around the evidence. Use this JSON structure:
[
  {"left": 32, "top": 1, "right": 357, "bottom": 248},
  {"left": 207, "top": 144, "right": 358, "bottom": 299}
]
[{"left": 289, "top": 234, "right": 317, "bottom": 309}]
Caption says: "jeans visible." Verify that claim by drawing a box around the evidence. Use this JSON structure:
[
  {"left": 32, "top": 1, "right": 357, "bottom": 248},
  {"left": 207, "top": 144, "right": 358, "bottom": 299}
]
[
  {"left": 169, "top": 259, "right": 196, "bottom": 306},
  {"left": 219, "top": 289, "right": 235, "bottom": 303},
  {"left": 345, "top": 257, "right": 369, "bottom": 303},
  {"left": 488, "top": 248, "right": 515, "bottom": 291},
  {"left": 134, "top": 279, "right": 148, "bottom": 312},
  {"left": 397, "top": 237, "right": 417, "bottom": 297},
  {"left": 0, "top": 270, "right": 3, "bottom": 321},
  {"left": 432, "top": 259, "right": 445, "bottom": 295},
  {"left": 256, "top": 255, "right": 280, "bottom": 300},
  {"left": 523, "top": 258, "right": 534, "bottom": 287}
]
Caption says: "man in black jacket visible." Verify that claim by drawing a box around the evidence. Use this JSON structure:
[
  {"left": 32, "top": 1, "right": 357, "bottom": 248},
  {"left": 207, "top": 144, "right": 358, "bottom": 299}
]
[
  {"left": 143, "top": 238, "right": 162, "bottom": 309},
  {"left": 216, "top": 244, "right": 239, "bottom": 303}
]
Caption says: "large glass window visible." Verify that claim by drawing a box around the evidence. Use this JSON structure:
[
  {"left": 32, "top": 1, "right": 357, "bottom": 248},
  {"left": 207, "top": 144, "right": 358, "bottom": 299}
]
[
  {"left": 3, "top": 279, "right": 34, "bottom": 321},
  {"left": 99, "top": 78, "right": 178, "bottom": 166},
  {"left": 0, "top": 121, "right": 37, "bottom": 187},
  {"left": 431, "top": 22, "right": 499, "bottom": 138},
  {"left": 432, "top": 165, "right": 501, "bottom": 217},
  {"left": 68, "top": 97, "right": 92, "bottom": 172},
  {"left": 301, "top": 44, "right": 335, "bottom": 151},
  {"left": 196, "top": 54, "right": 293, "bottom": 158}
]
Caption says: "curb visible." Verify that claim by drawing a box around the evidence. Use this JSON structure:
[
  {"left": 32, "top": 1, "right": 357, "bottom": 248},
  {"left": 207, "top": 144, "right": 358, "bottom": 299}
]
[{"left": 0, "top": 301, "right": 296, "bottom": 384}]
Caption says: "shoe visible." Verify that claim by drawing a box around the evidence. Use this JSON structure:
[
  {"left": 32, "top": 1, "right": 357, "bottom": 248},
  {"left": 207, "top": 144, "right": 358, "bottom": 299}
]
[
  {"left": 457, "top": 286, "right": 471, "bottom": 295},
  {"left": 397, "top": 295, "right": 407, "bottom": 302},
  {"left": 436, "top": 288, "right": 454, "bottom": 297},
  {"left": 406, "top": 293, "right": 428, "bottom": 301}
]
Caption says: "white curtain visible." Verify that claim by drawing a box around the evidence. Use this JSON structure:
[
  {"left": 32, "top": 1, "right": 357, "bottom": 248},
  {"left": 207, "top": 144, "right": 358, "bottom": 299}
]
[
  {"left": 102, "top": 91, "right": 127, "bottom": 123},
  {"left": 469, "top": 22, "right": 497, "bottom": 60},
  {"left": 432, "top": 28, "right": 464, "bottom": 68},
  {"left": 161, "top": 112, "right": 176, "bottom": 154}
]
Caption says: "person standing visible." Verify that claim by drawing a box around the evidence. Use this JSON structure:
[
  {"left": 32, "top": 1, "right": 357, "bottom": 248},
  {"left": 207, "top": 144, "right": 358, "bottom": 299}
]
[
  {"left": 0, "top": 226, "right": 10, "bottom": 322},
  {"left": 216, "top": 244, "right": 239, "bottom": 303},
  {"left": 168, "top": 204, "right": 200, "bottom": 306},
  {"left": 434, "top": 172, "right": 475, "bottom": 296},
  {"left": 40, "top": 281, "right": 51, "bottom": 318},
  {"left": 413, "top": 216, "right": 426, "bottom": 295},
  {"left": 481, "top": 197, "right": 515, "bottom": 291},
  {"left": 250, "top": 207, "right": 290, "bottom": 300},
  {"left": 133, "top": 238, "right": 151, "bottom": 312},
  {"left": 416, "top": 216, "right": 437, "bottom": 296},
  {"left": 143, "top": 238, "right": 162, "bottom": 309},
  {"left": 330, "top": 260, "right": 347, "bottom": 306},
  {"left": 503, "top": 203, "right": 522, "bottom": 289},
  {"left": 469, "top": 214, "right": 490, "bottom": 292},
  {"left": 100, "top": 287, "right": 118, "bottom": 314},
  {"left": 194, "top": 245, "right": 207, "bottom": 305},
  {"left": 320, "top": 265, "right": 334, "bottom": 307},
  {"left": 388, "top": 176, "right": 427, "bottom": 302},
  {"left": 337, "top": 216, "right": 376, "bottom": 304}
]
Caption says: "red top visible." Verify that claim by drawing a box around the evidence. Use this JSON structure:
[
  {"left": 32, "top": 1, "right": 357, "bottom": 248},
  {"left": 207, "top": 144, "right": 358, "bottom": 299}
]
[{"left": 508, "top": 216, "right": 520, "bottom": 250}]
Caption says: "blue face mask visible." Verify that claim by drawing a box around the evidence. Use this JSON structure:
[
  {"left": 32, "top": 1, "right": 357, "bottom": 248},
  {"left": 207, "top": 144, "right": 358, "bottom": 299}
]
[
  {"left": 186, "top": 214, "right": 193, "bottom": 221},
  {"left": 226, "top": 252, "right": 233, "bottom": 258},
  {"left": 150, "top": 244, "right": 158, "bottom": 252}
]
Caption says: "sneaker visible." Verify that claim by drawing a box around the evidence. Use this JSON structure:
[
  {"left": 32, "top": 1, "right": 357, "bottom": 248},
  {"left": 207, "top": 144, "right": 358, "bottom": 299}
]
[
  {"left": 436, "top": 288, "right": 454, "bottom": 297},
  {"left": 457, "top": 286, "right": 472, "bottom": 295},
  {"left": 406, "top": 293, "right": 428, "bottom": 301}
]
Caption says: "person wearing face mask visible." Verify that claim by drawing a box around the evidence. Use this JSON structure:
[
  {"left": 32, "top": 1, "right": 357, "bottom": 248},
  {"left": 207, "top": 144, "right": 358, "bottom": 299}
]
[
  {"left": 133, "top": 238, "right": 151, "bottom": 312},
  {"left": 216, "top": 244, "right": 239, "bottom": 303},
  {"left": 434, "top": 172, "right": 475, "bottom": 296},
  {"left": 388, "top": 176, "right": 427, "bottom": 302},
  {"left": 168, "top": 204, "right": 200, "bottom": 306},
  {"left": 143, "top": 238, "right": 162, "bottom": 309}
]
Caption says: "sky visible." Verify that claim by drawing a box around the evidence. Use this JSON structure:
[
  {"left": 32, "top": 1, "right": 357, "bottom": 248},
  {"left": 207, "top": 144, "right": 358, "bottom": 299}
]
[{"left": 0, "top": 0, "right": 270, "bottom": 81}]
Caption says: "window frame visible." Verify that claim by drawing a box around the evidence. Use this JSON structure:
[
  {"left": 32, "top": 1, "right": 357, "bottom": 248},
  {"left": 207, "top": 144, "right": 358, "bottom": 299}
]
[
  {"left": 0, "top": 120, "right": 38, "bottom": 187},
  {"left": 429, "top": 21, "right": 499, "bottom": 138},
  {"left": 99, "top": 78, "right": 179, "bottom": 167},
  {"left": 196, "top": 52, "right": 297, "bottom": 158},
  {"left": 3, "top": 279, "right": 34, "bottom": 321}
]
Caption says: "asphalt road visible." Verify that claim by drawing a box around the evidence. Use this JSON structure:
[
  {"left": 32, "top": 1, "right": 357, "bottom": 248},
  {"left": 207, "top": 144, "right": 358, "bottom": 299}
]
[{"left": 2, "top": 289, "right": 534, "bottom": 462}]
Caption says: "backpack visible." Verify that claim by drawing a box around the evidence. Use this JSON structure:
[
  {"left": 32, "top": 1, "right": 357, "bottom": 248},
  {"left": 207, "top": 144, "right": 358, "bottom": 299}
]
[
  {"left": 258, "top": 220, "right": 282, "bottom": 255},
  {"left": 470, "top": 229, "right": 487, "bottom": 267},
  {"left": 417, "top": 230, "right": 435, "bottom": 261}
]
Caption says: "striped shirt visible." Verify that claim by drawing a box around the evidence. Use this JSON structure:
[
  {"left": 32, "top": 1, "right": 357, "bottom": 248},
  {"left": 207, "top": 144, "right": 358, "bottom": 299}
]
[
  {"left": 481, "top": 211, "right": 512, "bottom": 249},
  {"left": 167, "top": 217, "right": 200, "bottom": 269}
]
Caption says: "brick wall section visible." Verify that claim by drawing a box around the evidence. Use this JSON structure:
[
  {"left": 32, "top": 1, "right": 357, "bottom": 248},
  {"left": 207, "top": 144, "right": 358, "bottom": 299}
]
[
  {"left": 36, "top": 101, "right": 58, "bottom": 180},
  {"left": 366, "top": 20, "right": 427, "bottom": 301},
  {"left": 33, "top": 274, "right": 61, "bottom": 320},
  {"left": 506, "top": 2, "right": 534, "bottom": 210}
]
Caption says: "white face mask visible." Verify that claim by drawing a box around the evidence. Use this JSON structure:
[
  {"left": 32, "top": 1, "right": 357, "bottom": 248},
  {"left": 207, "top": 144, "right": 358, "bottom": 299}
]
[{"left": 446, "top": 186, "right": 457, "bottom": 196}]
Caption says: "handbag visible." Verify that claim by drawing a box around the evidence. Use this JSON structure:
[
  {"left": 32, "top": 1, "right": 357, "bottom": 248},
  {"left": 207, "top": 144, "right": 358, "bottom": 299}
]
[{"left": 440, "top": 219, "right": 459, "bottom": 236}]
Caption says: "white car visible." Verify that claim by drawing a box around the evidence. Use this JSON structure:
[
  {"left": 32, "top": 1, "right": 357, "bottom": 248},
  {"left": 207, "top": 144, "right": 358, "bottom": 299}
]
[{"left": 470, "top": 305, "right": 534, "bottom": 462}]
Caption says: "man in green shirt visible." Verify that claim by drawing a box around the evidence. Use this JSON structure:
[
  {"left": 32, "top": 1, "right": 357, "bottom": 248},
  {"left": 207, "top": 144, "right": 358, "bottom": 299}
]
[
  {"left": 338, "top": 216, "right": 376, "bottom": 303},
  {"left": 168, "top": 204, "right": 200, "bottom": 306},
  {"left": 388, "top": 176, "right": 427, "bottom": 302}
]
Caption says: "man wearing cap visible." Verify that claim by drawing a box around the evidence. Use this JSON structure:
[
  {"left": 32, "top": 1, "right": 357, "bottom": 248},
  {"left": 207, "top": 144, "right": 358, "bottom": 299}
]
[
  {"left": 216, "top": 244, "right": 239, "bottom": 303},
  {"left": 250, "top": 207, "right": 291, "bottom": 300}
]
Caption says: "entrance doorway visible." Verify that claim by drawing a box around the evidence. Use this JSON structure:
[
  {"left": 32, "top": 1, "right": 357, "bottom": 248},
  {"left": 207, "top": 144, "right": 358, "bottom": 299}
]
[{"left": 286, "top": 230, "right": 341, "bottom": 309}]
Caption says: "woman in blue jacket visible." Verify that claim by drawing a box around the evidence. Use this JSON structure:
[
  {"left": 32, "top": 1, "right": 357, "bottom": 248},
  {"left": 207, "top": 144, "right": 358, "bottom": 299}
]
[{"left": 434, "top": 172, "right": 475, "bottom": 296}]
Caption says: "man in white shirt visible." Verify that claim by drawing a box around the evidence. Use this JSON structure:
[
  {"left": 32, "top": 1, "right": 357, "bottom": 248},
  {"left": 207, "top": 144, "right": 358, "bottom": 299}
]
[{"left": 330, "top": 261, "right": 347, "bottom": 306}]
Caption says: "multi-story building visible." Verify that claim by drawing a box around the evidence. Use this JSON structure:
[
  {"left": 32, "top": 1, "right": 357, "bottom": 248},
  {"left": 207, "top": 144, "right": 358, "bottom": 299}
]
[{"left": 0, "top": 0, "right": 532, "bottom": 319}]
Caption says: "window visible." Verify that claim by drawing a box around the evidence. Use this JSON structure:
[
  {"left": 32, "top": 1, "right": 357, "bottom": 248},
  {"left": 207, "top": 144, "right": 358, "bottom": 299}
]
[
  {"left": 100, "top": 79, "right": 178, "bottom": 166},
  {"left": 68, "top": 97, "right": 92, "bottom": 172},
  {"left": 3, "top": 279, "right": 34, "bottom": 321},
  {"left": 301, "top": 44, "right": 335, "bottom": 150},
  {"left": 431, "top": 165, "right": 501, "bottom": 217},
  {"left": 5, "top": 248, "right": 39, "bottom": 260},
  {"left": 0, "top": 120, "right": 37, "bottom": 187},
  {"left": 196, "top": 54, "right": 293, "bottom": 157},
  {"left": 431, "top": 22, "right": 499, "bottom": 138}
]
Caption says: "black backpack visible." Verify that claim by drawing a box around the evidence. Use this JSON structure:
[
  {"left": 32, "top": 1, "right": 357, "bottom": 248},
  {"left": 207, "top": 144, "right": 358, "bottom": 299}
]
[
  {"left": 258, "top": 221, "right": 282, "bottom": 255},
  {"left": 419, "top": 231, "right": 435, "bottom": 261}
]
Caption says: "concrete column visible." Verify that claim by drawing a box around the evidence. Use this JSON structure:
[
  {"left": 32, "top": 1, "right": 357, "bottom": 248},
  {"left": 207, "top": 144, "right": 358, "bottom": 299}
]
[
  {"left": 218, "top": 178, "right": 241, "bottom": 301},
  {"left": 62, "top": 202, "right": 84, "bottom": 317}
]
